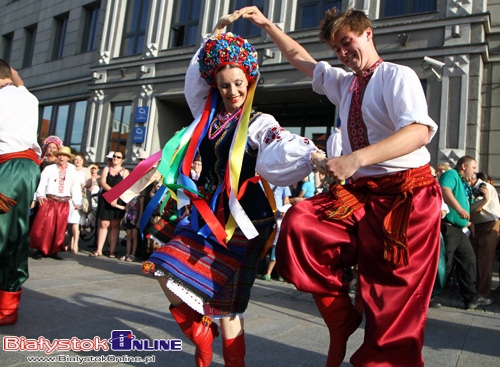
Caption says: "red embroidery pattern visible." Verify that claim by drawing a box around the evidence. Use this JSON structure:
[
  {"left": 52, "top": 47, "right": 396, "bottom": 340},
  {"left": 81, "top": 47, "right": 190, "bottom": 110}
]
[
  {"left": 58, "top": 168, "right": 66, "bottom": 194},
  {"left": 347, "top": 59, "right": 383, "bottom": 151},
  {"left": 264, "top": 124, "right": 285, "bottom": 144}
]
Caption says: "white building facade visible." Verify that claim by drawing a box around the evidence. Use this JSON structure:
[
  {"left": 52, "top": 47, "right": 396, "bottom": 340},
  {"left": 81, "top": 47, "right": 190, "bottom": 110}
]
[{"left": 2, "top": 0, "right": 500, "bottom": 179}]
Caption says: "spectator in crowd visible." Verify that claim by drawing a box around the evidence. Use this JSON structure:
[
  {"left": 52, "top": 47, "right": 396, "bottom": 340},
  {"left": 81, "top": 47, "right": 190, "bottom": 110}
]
[
  {"left": 429, "top": 167, "right": 449, "bottom": 308},
  {"left": 90, "top": 151, "right": 129, "bottom": 258},
  {"left": 190, "top": 153, "right": 202, "bottom": 181},
  {"left": 0, "top": 60, "right": 41, "bottom": 325},
  {"left": 105, "top": 151, "right": 114, "bottom": 167},
  {"left": 40, "top": 135, "right": 63, "bottom": 171},
  {"left": 477, "top": 172, "right": 496, "bottom": 187},
  {"left": 86, "top": 160, "right": 107, "bottom": 252},
  {"left": 289, "top": 180, "right": 303, "bottom": 204},
  {"left": 31, "top": 146, "right": 82, "bottom": 260},
  {"left": 469, "top": 172, "right": 500, "bottom": 298},
  {"left": 137, "top": 149, "right": 149, "bottom": 163},
  {"left": 475, "top": 173, "right": 500, "bottom": 294},
  {"left": 86, "top": 164, "right": 101, "bottom": 198},
  {"left": 85, "top": 164, "right": 101, "bottom": 212},
  {"left": 289, "top": 175, "right": 315, "bottom": 204},
  {"left": 314, "top": 171, "right": 330, "bottom": 193},
  {"left": 120, "top": 193, "right": 144, "bottom": 262},
  {"left": 435, "top": 162, "right": 452, "bottom": 180},
  {"left": 143, "top": 179, "right": 164, "bottom": 257},
  {"left": 32, "top": 135, "right": 64, "bottom": 226},
  {"left": 439, "top": 156, "right": 493, "bottom": 308},
  {"left": 67, "top": 152, "right": 88, "bottom": 253},
  {"left": 302, "top": 174, "right": 316, "bottom": 197}
]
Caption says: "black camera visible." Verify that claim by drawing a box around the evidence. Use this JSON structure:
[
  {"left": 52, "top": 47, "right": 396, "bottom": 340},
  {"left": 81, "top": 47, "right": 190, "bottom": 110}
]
[{"left": 472, "top": 182, "right": 486, "bottom": 197}]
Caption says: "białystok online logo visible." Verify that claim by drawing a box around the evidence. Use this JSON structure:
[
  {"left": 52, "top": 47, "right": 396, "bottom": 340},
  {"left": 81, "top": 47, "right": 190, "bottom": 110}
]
[{"left": 3, "top": 330, "right": 182, "bottom": 354}]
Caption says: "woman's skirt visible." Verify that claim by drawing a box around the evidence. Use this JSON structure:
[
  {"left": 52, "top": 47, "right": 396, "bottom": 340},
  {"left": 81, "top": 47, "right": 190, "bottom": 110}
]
[{"left": 144, "top": 217, "right": 272, "bottom": 317}]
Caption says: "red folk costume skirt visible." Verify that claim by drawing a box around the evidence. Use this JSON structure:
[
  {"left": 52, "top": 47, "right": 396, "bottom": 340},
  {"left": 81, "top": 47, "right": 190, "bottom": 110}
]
[
  {"left": 30, "top": 197, "right": 70, "bottom": 256},
  {"left": 277, "top": 164, "right": 442, "bottom": 367}
]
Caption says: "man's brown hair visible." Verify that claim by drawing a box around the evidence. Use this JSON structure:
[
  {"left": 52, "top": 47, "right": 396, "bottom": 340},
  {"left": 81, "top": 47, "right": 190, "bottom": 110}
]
[
  {"left": 0, "top": 59, "right": 13, "bottom": 79},
  {"left": 455, "top": 155, "right": 475, "bottom": 170},
  {"left": 319, "top": 8, "right": 373, "bottom": 46}
]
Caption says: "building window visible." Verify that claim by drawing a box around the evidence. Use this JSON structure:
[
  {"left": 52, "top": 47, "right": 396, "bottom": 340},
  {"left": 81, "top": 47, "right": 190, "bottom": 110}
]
[
  {"left": 23, "top": 24, "right": 37, "bottom": 68},
  {"left": 230, "top": 0, "right": 265, "bottom": 38},
  {"left": 69, "top": 101, "right": 88, "bottom": 151},
  {"left": 296, "top": 0, "right": 342, "bottom": 30},
  {"left": 169, "top": 0, "right": 201, "bottom": 48},
  {"left": 380, "top": 0, "right": 436, "bottom": 18},
  {"left": 40, "top": 106, "right": 52, "bottom": 144},
  {"left": 82, "top": 2, "right": 100, "bottom": 52},
  {"left": 2, "top": 33, "right": 13, "bottom": 62},
  {"left": 121, "top": 0, "right": 151, "bottom": 56},
  {"left": 53, "top": 13, "right": 69, "bottom": 60},
  {"left": 40, "top": 101, "right": 88, "bottom": 153},
  {"left": 109, "top": 103, "right": 132, "bottom": 157},
  {"left": 54, "top": 104, "right": 70, "bottom": 140}
]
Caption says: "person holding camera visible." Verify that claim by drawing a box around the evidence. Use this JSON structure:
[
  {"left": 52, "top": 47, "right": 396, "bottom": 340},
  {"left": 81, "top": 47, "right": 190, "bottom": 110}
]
[
  {"left": 469, "top": 172, "right": 500, "bottom": 298},
  {"left": 439, "top": 156, "right": 493, "bottom": 309}
]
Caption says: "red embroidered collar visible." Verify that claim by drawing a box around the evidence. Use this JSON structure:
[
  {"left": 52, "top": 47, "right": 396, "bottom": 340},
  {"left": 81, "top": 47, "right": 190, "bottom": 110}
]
[{"left": 0, "top": 82, "right": 15, "bottom": 90}]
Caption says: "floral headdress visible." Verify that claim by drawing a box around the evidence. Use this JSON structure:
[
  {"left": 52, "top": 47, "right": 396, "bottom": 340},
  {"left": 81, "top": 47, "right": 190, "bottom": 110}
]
[
  {"left": 42, "top": 135, "right": 63, "bottom": 149},
  {"left": 198, "top": 32, "right": 259, "bottom": 87}
]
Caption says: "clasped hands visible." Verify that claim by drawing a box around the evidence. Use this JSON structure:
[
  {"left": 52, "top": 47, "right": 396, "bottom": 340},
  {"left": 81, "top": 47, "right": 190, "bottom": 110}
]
[
  {"left": 212, "top": 6, "right": 266, "bottom": 35},
  {"left": 311, "top": 152, "right": 360, "bottom": 183}
]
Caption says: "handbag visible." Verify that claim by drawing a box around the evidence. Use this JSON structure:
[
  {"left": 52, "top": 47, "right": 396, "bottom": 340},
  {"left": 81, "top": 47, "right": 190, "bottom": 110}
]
[{"left": 81, "top": 190, "right": 92, "bottom": 214}]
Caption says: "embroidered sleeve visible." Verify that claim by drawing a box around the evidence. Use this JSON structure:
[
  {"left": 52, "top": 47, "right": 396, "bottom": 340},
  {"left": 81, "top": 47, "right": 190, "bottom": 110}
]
[
  {"left": 262, "top": 122, "right": 286, "bottom": 145},
  {"left": 248, "top": 113, "right": 319, "bottom": 186}
]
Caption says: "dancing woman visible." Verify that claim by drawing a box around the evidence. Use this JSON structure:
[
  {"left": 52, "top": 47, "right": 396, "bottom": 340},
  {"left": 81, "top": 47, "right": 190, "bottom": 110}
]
[{"left": 142, "top": 14, "right": 324, "bottom": 367}]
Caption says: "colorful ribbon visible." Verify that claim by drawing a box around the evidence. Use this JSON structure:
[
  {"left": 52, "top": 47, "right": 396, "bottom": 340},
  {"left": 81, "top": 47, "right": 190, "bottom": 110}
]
[
  {"left": 103, "top": 150, "right": 162, "bottom": 204},
  {"left": 105, "top": 79, "right": 270, "bottom": 248},
  {"left": 223, "top": 80, "right": 259, "bottom": 241}
]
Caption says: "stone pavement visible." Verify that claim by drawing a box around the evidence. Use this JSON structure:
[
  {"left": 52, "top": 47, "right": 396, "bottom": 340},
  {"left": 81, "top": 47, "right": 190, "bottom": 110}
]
[{"left": 1, "top": 245, "right": 499, "bottom": 367}]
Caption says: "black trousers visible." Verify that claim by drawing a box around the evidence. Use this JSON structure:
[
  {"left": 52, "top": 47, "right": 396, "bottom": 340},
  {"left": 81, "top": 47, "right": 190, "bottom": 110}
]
[{"left": 441, "top": 222, "right": 479, "bottom": 303}]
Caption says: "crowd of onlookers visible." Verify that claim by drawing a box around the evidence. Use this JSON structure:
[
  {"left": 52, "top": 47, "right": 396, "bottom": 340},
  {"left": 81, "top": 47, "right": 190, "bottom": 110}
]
[
  {"left": 429, "top": 158, "right": 500, "bottom": 309},
  {"left": 29, "top": 136, "right": 158, "bottom": 262}
]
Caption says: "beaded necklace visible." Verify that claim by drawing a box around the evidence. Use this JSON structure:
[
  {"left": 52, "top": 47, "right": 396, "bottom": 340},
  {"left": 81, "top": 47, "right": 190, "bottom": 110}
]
[{"left": 208, "top": 108, "right": 242, "bottom": 140}]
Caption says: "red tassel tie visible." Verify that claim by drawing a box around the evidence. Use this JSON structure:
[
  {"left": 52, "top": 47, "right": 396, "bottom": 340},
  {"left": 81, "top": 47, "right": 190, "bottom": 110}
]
[{"left": 0, "top": 193, "right": 17, "bottom": 214}]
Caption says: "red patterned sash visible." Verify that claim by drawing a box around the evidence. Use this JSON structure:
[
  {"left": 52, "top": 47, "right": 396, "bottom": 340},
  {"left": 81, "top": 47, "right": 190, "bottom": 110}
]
[
  {"left": 326, "top": 164, "right": 435, "bottom": 267},
  {"left": 0, "top": 148, "right": 40, "bottom": 165},
  {"left": 0, "top": 149, "right": 40, "bottom": 213}
]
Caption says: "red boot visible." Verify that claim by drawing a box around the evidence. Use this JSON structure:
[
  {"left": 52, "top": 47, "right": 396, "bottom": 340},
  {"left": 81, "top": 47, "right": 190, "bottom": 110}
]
[
  {"left": 313, "top": 294, "right": 362, "bottom": 367},
  {"left": 0, "top": 289, "right": 22, "bottom": 326},
  {"left": 170, "top": 303, "right": 219, "bottom": 367},
  {"left": 222, "top": 332, "right": 246, "bottom": 367}
]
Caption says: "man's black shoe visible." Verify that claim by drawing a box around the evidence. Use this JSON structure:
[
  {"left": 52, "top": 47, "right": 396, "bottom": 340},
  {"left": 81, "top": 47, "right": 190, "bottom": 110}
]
[
  {"left": 50, "top": 253, "right": 63, "bottom": 260},
  {"left": 466, "top": 296, "right": 493, "bottom": 310},
  {"left": 31, "top": 250, "right": 42, "bottom": 260}
]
